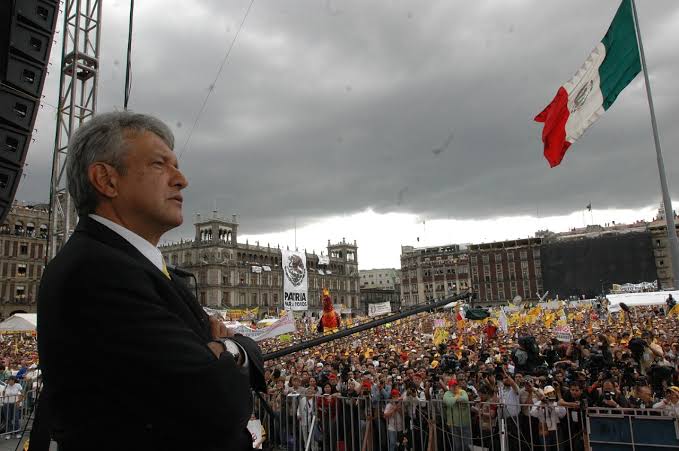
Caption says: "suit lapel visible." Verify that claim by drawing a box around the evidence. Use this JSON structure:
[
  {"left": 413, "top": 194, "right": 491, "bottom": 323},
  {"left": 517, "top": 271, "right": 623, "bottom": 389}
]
[{"left": 76, "top": 217, "right": 209, "bottom": 339}]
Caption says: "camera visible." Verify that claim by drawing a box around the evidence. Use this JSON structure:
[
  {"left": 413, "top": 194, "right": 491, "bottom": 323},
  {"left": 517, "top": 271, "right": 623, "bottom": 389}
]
[{"left": 603, "top": 391, "right": 615, "bottom": 401}]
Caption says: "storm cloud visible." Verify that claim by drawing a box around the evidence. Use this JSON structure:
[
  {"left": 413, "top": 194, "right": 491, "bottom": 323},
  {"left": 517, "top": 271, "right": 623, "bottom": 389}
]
[{"left": 17, "top": 0, "right": 679, "bottom": 242}]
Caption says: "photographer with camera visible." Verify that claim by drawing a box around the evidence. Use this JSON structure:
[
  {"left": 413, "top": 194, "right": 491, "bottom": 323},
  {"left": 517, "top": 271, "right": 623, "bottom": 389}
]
[
  {"left": 530, "top": 385, "right": 566, "bottom": 448},
  {"left": 594, "top": 379, "right": 630, "bottom": 409}
]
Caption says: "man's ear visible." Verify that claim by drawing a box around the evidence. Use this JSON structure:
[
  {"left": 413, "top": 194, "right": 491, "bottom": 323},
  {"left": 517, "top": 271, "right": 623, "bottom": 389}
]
[{"left": 88, "top": 162, "right": 119, "bottom": 199}]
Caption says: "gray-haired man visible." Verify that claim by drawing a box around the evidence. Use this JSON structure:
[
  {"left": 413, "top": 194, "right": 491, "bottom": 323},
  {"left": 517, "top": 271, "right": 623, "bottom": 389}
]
[{"left": 38, "top": 112, "right": 265, "bottom": 450}]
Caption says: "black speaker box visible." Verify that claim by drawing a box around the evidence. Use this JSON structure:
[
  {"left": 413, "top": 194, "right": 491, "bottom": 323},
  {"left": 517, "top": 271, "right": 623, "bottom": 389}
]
[
  {"left": 0, "top": 124, "right": 30, "bottom": 167},
  {"left": 0, "top": 161, "right": 22, "bottom": 204},
  {"left": 0, "top": 0, "right": 57, "bottom": 222}
]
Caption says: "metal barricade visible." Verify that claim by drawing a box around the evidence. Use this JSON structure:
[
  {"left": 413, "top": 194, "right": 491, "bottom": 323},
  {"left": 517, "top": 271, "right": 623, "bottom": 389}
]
[
  {"left": 251, "top": 394, "right": 594, "bottom": 451},
  {"left": 0, "top": 379, "right": 39, "bottom": 440},
  {"left": 587, "top": 407, "right": 679, "bottom": 451}
]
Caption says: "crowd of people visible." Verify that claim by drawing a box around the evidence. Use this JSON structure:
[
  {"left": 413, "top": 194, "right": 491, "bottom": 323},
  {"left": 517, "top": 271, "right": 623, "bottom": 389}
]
[
  {"left": 0, "top": 335, "right": 40, "bottom": 439},
  {"left": 254, "top": 301, "right": 679, "bottom": 451}
]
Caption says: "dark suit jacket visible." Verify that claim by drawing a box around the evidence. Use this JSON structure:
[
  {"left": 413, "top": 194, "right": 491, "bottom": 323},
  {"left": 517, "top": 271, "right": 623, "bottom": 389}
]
[{"left": 37, "top": 216, "right": 265, "bottom": 450}]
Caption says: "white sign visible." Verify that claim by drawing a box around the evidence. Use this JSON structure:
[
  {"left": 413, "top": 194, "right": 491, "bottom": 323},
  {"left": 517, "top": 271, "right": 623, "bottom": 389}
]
[
  {"left": 368, "top": 301, "right": 391, "bottom": 317},
  {"left": 226, "top": 312, "right": 297, "bottom": 342},
  {"left": 318, "top": 255, "right": 330, "bottom": 265},
  {"left": 247, "top": 419, "right": 265, "bottom": 449},
  {"left": 282, "top": 249, "right": 308, "bottom": 311},
  {"left": 251, "top": 265, "right": 262, "bottom": 273},
  {"left": 262, "top": 265, "right": 271, "bottom": 272},
  {"left": 317, "top": 269, "right": 325, "bottom": 275},
  {"left": 498, "top": 308, "right": 509, "bottom": 333},
  {"left": 554, "top": 324, "right": 573, "bottom": 343},
  {"left": 255, "top": 311, "right": 297, "bottom": 341}
]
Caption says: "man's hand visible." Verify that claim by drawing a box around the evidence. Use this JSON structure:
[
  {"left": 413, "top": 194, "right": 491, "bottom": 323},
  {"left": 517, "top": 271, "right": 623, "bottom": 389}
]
[{"left": 209, "top": 315, "right": 233, "bottom": 339}]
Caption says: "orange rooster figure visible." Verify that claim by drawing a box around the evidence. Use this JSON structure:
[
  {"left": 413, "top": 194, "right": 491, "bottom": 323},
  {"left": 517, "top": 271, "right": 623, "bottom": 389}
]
[{"left": 317, "top": 288, "right": 341, "bottom": 334}]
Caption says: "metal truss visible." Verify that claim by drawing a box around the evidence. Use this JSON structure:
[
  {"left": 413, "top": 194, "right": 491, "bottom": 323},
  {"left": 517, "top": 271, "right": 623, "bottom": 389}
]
[{"left": 48, "top": 0, "right": 101, "bottom": 259}]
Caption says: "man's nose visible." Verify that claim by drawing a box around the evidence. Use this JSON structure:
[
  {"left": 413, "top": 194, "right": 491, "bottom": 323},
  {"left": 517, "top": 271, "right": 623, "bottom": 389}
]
[{"left": 173, "top": 166, "right": 188, "bottom": 189}]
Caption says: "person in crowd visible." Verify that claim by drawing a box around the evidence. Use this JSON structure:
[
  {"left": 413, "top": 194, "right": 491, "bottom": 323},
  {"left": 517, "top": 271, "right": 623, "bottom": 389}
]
[
  {"left": 559, "top": 382, "right": 587, "bottom": 451},
  {"left": 594, "top": 379, "right": 630, "bottom": 409},
  {"left": 498, "top": 368, "right": 521, "bottom": 451},
  {"left": 628, "top": 383, "right": 656, "bottom": 409},
  {"left": 530, "top": 385, "right": 566, "bottom": 448},
  {"left": 317, "top": 383, "right": 338, "bottom": 451},
  {"left": 297, "top": 388, "right": 318, "bottom": 451},
  {"left": 2, "top": 376, "right": 23, "bottom": 439},
  {"left": 653, "top": 386, "right": 679, "bottom": 418},
  {"left": 442, "top": 378, "right": 471, "bottom": 451},
  {"left": 471, "top": 384, "right": 499, "bottom": 450},
  {"left": 383, "top": 389, "right": 404, "bottom": 451}
]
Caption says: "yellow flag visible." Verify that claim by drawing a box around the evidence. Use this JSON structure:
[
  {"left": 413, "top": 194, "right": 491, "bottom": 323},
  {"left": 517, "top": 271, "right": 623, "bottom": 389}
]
[
  {"left": 669, "top": 304, "right": 679, "bottom": 316},
  {"left": 433, "top": 328, "right": 449, "bottom": 346}
]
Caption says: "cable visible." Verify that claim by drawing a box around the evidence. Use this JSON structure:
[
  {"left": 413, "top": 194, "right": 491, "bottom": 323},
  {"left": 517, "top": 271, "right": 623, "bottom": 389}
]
[
  {"left": 178, "top": 0, "right": 256, "bottom": 159},
  {"left": 124, "top": 0, "right": 135, "bottom": 110}
]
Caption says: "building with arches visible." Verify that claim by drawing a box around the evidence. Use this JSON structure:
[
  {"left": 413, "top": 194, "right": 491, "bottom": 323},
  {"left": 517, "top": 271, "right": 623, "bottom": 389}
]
[
  {"left": 0, "top": 202, "right": 49, "bottom": 318},
  {"left": 160, "top": 211, "right": 361, "bottom": 315}
]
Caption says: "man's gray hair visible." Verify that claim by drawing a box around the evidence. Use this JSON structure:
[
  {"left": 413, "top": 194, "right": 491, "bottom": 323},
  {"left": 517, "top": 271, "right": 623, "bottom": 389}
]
[{"left": 66, "top": 111, "right": 175, "bottom": 215}]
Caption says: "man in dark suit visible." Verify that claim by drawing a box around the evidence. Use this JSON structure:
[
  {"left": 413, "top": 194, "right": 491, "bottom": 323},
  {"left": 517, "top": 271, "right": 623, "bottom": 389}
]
[{"left": 37, "top": 112, "right": 265, "bottom": 450}]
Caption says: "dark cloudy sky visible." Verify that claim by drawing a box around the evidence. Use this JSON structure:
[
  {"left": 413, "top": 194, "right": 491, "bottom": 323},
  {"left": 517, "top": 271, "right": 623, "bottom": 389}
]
[{"left": 16, "top": 0, "right": 679, "bottom": 267}]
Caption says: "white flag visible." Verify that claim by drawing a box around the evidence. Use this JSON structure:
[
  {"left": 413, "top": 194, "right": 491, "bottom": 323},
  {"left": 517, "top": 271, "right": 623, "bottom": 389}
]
[{"left": 281, "top": 249, "right": 308, "bottom": 311}]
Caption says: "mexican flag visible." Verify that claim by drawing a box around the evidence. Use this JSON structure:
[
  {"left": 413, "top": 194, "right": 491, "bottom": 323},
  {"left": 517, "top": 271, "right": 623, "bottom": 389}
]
[{"left": 535, "top": 0, "right": 641, "bottom": 167}]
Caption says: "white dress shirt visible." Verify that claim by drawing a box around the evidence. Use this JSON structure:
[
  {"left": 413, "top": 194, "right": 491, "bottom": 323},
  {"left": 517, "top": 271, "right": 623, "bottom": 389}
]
[
  {"left": 89, "top": 214, "right": 166, "bottom": 273},
  {"left": 88, "top": 214, "right": 249, "bottom": 367}
]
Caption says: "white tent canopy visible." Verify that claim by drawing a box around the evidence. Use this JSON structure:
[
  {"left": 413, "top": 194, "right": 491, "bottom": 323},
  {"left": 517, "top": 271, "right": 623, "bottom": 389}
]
[
  {"left": 606, "top": 290, "right": 678, "bottom": 308},
  {"left": 0, "top": 313, "right": 37, "bottom": 332}
]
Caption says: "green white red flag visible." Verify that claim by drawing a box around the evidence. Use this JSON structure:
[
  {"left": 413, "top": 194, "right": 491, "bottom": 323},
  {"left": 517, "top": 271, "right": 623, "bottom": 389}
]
[{"left": 535, "top": 0, "right": 641, "bottom": 167}]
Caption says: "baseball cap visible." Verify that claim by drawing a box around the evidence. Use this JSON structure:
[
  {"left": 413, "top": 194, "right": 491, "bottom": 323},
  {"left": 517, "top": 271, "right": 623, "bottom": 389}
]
[
  {"left": 543, "top": 385, "right": 556, "bottom": 396},
  {"left": 448, "top": 379, "right": 458, "bottom": 388},
  {"left": 391, "top": 389, "right": 400, "bottom": 397}
]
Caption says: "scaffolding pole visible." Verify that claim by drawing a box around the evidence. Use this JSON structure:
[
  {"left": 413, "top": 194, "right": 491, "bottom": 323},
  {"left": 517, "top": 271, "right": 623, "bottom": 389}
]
[{"left": 48, "top": 0, "right": 102, "bottom": 260}]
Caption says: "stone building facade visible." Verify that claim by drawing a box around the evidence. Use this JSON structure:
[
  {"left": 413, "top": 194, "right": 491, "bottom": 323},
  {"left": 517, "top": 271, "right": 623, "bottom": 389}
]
[
  {"left": 400, "top": 244, "right": 471, "bottom": 307},
  {"left": 0, "top": 202, "right": 49, "bottom": 318},
  {"left": 468, "top": 238, "right": 543, "bottom": 303},
  {"left": 359, "top": 268, "right": 399, "bottom": 290},
  {"left": 160, "top": 212, "right": 360, "bottom": 315}
]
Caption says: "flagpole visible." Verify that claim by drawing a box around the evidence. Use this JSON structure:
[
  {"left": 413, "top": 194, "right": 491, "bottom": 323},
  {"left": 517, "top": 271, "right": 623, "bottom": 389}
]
[{"left": 631, "top": 0, "right": 679, "bottom": 288}]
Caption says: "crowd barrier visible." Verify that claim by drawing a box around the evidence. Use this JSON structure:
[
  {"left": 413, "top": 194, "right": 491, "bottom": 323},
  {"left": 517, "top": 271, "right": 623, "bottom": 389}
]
[
  {"left": 587, "top": 407, "right": 679, "bottom": 451},
  {"left": 253, "top": 393, "right": 679, "bottom": 451},
  {"left": 0, "top": 380, "right": 40, "bottom": 440}
]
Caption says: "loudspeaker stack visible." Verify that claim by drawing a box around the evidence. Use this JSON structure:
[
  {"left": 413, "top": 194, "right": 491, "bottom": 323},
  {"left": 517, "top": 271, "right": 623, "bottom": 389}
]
[{"left": 0, "top": 0, "right": 59, "bottom": 222}]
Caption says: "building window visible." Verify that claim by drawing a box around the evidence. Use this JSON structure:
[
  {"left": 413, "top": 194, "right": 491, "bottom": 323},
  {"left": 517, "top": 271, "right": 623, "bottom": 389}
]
[
  {"left": 239, "top": 293, "right": 246, "bottom": 306},
  {"left": 471, "top": 255, "right": 477, "bottom": 264},
  {"left": 508, "top": 253, "right": 514, "bottom": 261},
  {"left": 19, "top": 243, "right": 28, "bottom": 255},
  {"left": 520, "top": 251, "right": 528, "bottom": 260},
  {"left": 495, "top": 253, "right": 502, "bottom": 262},
  {"left": 482, "top": 255, "right": 489, "bottom": 264},
  {"left": 17, "top": 264, "right": 27, "bottom": 277},
  {"left": 15, "top": 285, "right": 26, "bottom": 301}
]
